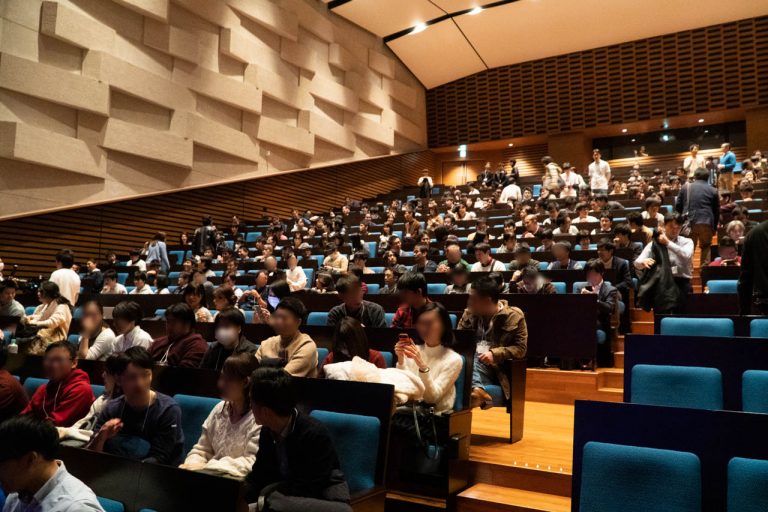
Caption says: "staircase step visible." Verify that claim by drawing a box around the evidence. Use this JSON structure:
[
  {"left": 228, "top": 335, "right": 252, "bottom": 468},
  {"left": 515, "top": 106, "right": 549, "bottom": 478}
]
[
  {"left": 632, "top": 321, "right": 655, "bottom": 335},
  {"left": 457, "top": 484, "right": 571, "bottom": 512},
  {"left": 614, "top": 351, "right": 624, "bottom": 368},
  {"left": 598, "top": 369, "right": 624, "bottom": 389},
  {"left": 630, "top": 308, "right": 653, "bottom": 322}
]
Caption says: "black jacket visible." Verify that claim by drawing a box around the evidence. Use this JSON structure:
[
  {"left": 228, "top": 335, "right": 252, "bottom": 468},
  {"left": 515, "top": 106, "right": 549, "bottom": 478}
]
[
  {"left": 245, "top": 412, "right": 350, "bottom": 503},
  {"left": 199, "top": 336, "right": 258, "bottom": 371},
  {"left": 192, "top": 225, "right": 217, "bottom": 256},
  {"left": 676, "top": 180, "right": 720, "bottom": 229},
  {"left": 588, "top": 282, "right": 619, "bottom": 335},
  {"left": 608, "top": 256, "right": 633, "bottom": 295},
  {"left": 637, "top": 241, "right": 683, "bottom": 312},
  {"left": 738, "top": 220, "right": 768, "bottom": 313}
]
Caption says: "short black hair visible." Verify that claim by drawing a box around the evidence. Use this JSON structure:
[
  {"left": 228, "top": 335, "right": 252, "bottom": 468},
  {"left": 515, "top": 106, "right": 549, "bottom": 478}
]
[
  {"left": 133, "top": 271, "right": 147, "bottom": 282},
  {"left": 55, "top": 249, "right": 74, "bottom": 268},
  {"left": 584, "top": 259, "right": 606, "bottom": 275},
  {"left": 613, "top": 224, "right": 631, "bottom": 237},
  {"left": 0, "top": 415, "right": 59, "bottom": 462},
  {"left": 626, "top": 212, "right": 644, "bottom": 226},
  {"left": 597, "top": 239, "right": 615, "bottom": 252},
  {"left": 599, "top": 211, "right": 613, "bottom": 220},
  {"left": 275, "top": 296, "right": 307, "bottom": 323},
  {"left": 352, "top": 251, "right": 368, "bottom": 262},
  {"left": 471, "top": 275, "right": 500, "bottom": 302},
  {"left": 664, "top": 212, "right": 684, "bottom": 225},
  {"left": 121, "top": 346, "right": 154, "bottom": 371},
  {"left": 397, "top": 271, "right": 428, "bottom": 296},
  {"left": 45, "top": 340, "right": 76, "bottom": 359},
  {"left": 539, "top": 229, "right": 553, "bottom": 240},
  {"left": 166, "top": 302, "right": 196, "bottom": 326},
  {"left": 0, "top": 279, "right": 17, "bottom": 292},
  {"left": 213, "top": 306, "right": 245, "bottom": 329},
  {"left": 719, "top": 235, "right": 737, "bottom": 249},
  {"left": 112, "top": 301, "right": 144, "bottom": 325},
  {"left": 103, "top": 269, "right": 118, "bottom": 282},
  {"left": 474, "top": 243, "right": 491, "bottom": 254},
  {"left": 249, "top": 367, "right": 296, "bottom": 416},
  {"left": 336, "top": 275, "right": 361, "bottom": 295}
]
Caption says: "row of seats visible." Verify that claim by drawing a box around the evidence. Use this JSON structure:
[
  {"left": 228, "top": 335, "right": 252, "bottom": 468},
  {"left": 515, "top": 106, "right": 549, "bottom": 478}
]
[
  {"left": 659, "top": 317, "right": 768, "bottom": 338},
  {"left": 630, "top": 364, "right": 768, "bottom": 413}
]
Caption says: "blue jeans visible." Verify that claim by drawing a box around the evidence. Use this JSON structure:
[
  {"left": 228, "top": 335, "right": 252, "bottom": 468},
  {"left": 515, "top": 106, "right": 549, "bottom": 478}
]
[{"left": 472, "top": 353, "right": 499, "bottom": 390}]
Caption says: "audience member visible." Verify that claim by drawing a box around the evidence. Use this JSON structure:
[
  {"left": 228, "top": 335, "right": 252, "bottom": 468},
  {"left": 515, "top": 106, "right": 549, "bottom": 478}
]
[
  {"left": 446, "top": 265, "right": 470, "bottom": 294},
  {"left": 718, "top": 142, "right": 737, "bottom": 194},
  {"left": 0, "top": 279, "right": 24, "bottom": 317},
  {"left": 101, "top": 269, "right": 127, "bottom": 294},
  {"left": 709, "top": 236, "right": 740, "bottom": 267},
  {"left": 129, "top": 271, "right": 154, "bottom": 295},
  {"left": 184, "top": 283, "right": 214, "bottom": 323},
  {"left": 738, "top": 219, "right": 768, "bottom": 314},
  {"left": 255, "top": 297, "right": 318, "bottom": 377},
  {"left": 145, "top": 232, "right": 171, "bottom": 274},
  {"left": 49, "top": 250, "right": 80, "bottom": 305},
  {"left": 548, "top": 242, "right": 582, "bottom": 270},
  {"left": 471, "top": 243, "right": 506, "bottom": 272},
  {"left": 588, "top": 149, "right": 611, "bottom": 195},
  {"left": 327, "top": 276, "right": 386, "bottom": 328},
  {"left": 323, "top": 317, "right": 386, "bottom": 369},
  {"left": 77, "top": 299, "right": 116, "bottom": 360},
  {"left": 675, "top": 167, "right": 719, "bottom": 267},
  {"left": 19, "top": 281, "right": 72, "bottom": 354},
  {"left": 437, "top": 243, "right": 470, "bottom": 272},
  {"left": 581, "top": 260, "right": 619, "bottom": 367},
  {"left": 107, "top": 301, "right": 153, "bottom": 357},
  {"left": 201, "top": 307, "right": 258, "bottom": 371},
  {"left": 150, "top": 303, "right": 208, "bottom": 367},
  {"left": 510, "top": 265, "right": 556, "bottom": 294},
  {"left": 392, "top": 272, "right": 430, "bottom": 329},
  {"left": 0, "top": 346, "right": 27, "bottom": 423},
  {"left": 411, "top": 244, "right": 438, "bottom": 273},
  {"left": 380, "top": 268, "right": 399, "bottom": 295}
]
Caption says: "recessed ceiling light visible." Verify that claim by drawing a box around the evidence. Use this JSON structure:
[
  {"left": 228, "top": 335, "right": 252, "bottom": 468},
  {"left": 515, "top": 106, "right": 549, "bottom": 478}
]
[
  {"left": 468, "top": 6, "right": 483, "bottom": 15},
  {"left": 411, "top": 23, "right": 427, "bottom": 34},
  {"left": 698, "top": 118, "right": 705, "bottom": 123},
  {"left": 631, "top": 138, "right": 636, "bottom": 142},
  {"left": 508, "top": 143, "right": 513, "bottom": 147},
  {"left": 621, "top": 128, "right": 628, "bottom": 133}
]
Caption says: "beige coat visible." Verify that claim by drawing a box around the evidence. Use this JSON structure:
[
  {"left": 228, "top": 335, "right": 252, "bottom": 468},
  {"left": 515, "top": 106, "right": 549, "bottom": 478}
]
[{"left": 255, "top": 332, "right": 318, "bottom": 377}]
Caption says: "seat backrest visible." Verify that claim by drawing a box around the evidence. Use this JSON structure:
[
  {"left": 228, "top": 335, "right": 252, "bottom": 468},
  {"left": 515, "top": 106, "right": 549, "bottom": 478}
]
[
  {"left": 173, "top": 394, "right": 221, "bottom": 457},
  {"left": 579, "top": 441, "right": 701, "bottom": 512},
  {"left": 707, "top": 280, "right": 738, "bottom": 294},
  {"left": 242, "top": 310, "right": 255, "bottom": 323},
  {"left": 368, "top": 266, "right": 385, "bottom": 274},
  {"left": 67, "top": 334, "right": 80, "bottom": 346},
  {"left": 317, "top": 347, "right": 329, "bottom": 369},
  {"left": 72, "top": 307, "right": 83, "bottom": 319},
  {"left": 742, "top": 370, "right": 768, "bottom": 413},
  {"left": 302, "top": 268, "right": 314, "bottom": 289},
  {"left": 97, "top": 497, "right": 125, "bottom": 512},
  {"left": 381, "top": 351, "right": 394, "bottom": 367},
  {"left": 427, "top": 283, "right": 447, "bottom": 295},
  {"left": 25, "top": 306, "right": 36, "bottom": 315},
  {"left": 660, "top": 317, "right": 734, "bottom": 338},
  {"left": 91, "top": 384, "right": 105, "bottom": 398},
  {"left": 449, "top": 313, "right": 457, "bottom": 329},
  {"left": 306, "top": 312, "right": 328, "bottom": 326},
  {"left": 750, "top": 319, "right": 768, "bottom": 338},
  {"left": 385, "top": 312, "right": 395, "bottom": 326},
  {"left": 117, "top": 273, "right": 129, "bottom": 285},
  {"left": 367, "top": 241, "right": 377, "bottom": 258},
  {"left": 538, "top": 261, "right": 549, "bottom": 270},
  {"left": 453, "top": 354, "right": 466, "bottom": 410},
  {"left": 631, "top": 364, "right": 723, "bottom": 410},
  {"left": 309, "top": 410, "right": 380, "bottom": 495},
  {"left": 23, "top": 377, "right": 48, "bottom": 398},
  {"left": 366, "top": 283, "right": 381, "bottom": 295},
  {"left": 572, "top": 281, "right": 588, "bottom": 294},
  {"left": 551, "top": 282, "right": 567, "bottom": 294},
  {"left": 728, "top": 457, "right": 768, "bottom": 512}
]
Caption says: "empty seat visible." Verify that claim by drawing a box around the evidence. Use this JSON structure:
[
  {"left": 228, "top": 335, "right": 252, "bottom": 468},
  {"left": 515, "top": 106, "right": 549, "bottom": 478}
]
[
  {"left": 750, "top": 319, "right": 768, "bottom": 338},
  {"left": 551, "top": 281, "right": 567, "bottom": 294},
  {"left": 154, "top": 309, "right": 166, "bottom": 317},
  {"left": 117, "top": 273, "right": 129, "bottom": 285},
  {"left": 427, "top": 283, "right": 447, "bottom": 295},
  {"left": 245, "top": 232, "right": 260, "bottom": 242},
  {"left": 366, "top": 283, "right": 380, "bottom": 295},
  {"left": 97, "top": 497, "right": 125, "bottom": 512},
  {"left": 707, "top": 280, "right": 738, "bottom": 294},
  {"left": 72, "top": 307, "right": 83, "bottom": 319},
  {"left": 631, "top": 364, "right": 723, "bottom": 410},
  {"left": 368, "top": 266, "right": 384, "bottom": 274},
  {"left": 367, "top": 241, "right": 377, "bottom": 258},
  {"left": 728, "top": 457, "right": 768, "bottom": 512},
  {"left": 580, "top": 441, "right": 701, "bottom": 512},
  {"left": 310, "top": 410, "right": 380, "bottom": 495},
  {"left": 23, "top": 377, "right": 48, "bottom": 398},
  {"left": 306, "top": 312, "right": 328, "bottom": 326},
  {"left": 168, "top": 271, "right": 181, "bottom": 280},
  {"left": 174, "top": 394, "right": 221, "bottom": 456},
  {"left": 659, "top": 317, "right": 734, "bottom": 338},
  {"left": 538, "top": 261, "right": 549, "bottom": 270},
  {"left": 742, "top": 370, "right": 768, "bottom": 413}
]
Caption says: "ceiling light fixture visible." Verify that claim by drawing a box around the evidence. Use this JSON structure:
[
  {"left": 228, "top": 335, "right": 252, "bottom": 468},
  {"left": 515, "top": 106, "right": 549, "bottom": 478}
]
[
  {"left": 411, "top": 23, "right": 427, "bottom": 34},
  {"left": 698, "top": 118, "right": 705, "bottom": 123},
  {"left": 468, "top": 6, "right": 483, "bottom": 15},
  {"left": 621, "top": 128, "right": 628, "bottom": 133},
  {"left": 508, "top": 143, "right": 513, "bottom": 147}
]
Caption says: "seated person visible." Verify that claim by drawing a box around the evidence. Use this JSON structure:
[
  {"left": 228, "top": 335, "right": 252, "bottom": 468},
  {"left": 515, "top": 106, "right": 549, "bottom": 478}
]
[
  {"left": 128, "top": 271, "right": 154, "bottom": 295},
  {"left": 552, "top": 213, "right": 578, "bottom": 235},
  {"left": 311, "top": 273, "right": 337, "bottom": 294},
  {"left": 327, "top": 276, "right": 386, "bottom": 328},
  {"left": 446, "top": 264, "right": 470, "bottom": 294},
  {"left": 613, "top": 223, "right": 644, "bottom": 262},
  {"left": 22, "top": 342, "right": 94, "bottom": 427},
  {"left": 0, "top": 415, "right": 104, "bottom": 511},
  {"left": 0, "top": 279, "right": 24, "bottom": 318},
  {"left": 101, "top": 269, "right": 127, "bottom": 294},
  {"left": 641, "top": 196, "right": 665, "bottom": 228},
  {"left": 576, "top": 230, "right": 592, "bottom": 251},
  {"left": 396, "top": 302, "right": 463, "bottom": 414},
  {"left": 709, "top": 236, "right": 741, "bottom": 267},
  {"left": 108, "top": 300, "right": 154, "bottom": 358},
  {"left": 581, "top": 260, "right": 619, "bottom": 367},
  {"left": 181, "top": 353, "right": 261, "bottom": 478},
  {"left": 411, "top": 244, "right": 438, "bottom": 273},
  {"left": 0, "top": 346, "right": 27, "bottom": 424},
  {"left": 150, "top": 303, "right": 208, "bottom": 367},
  {"left": 286, "top": 253, "right": 308, "bottom": 291},
  {"left": 508, "top": 244, "right": 540, "bottom": 272},
  {"left": 591, "top": 212, "right": 613, "bottom": 235},
  {"left": 510, "top": 265, "right": 556, "bottom": 294},
  {"left": 572, "top": 202, "right": 599, "bottom": 224},
  {"left": 255, "top": 297, "right": 318, "bottom": 377},
  {"left": 436, "top": 242, "right": 470, "bottom": 272},
  {"left": 379, "top": 268, "right": 399, "bottom": 295},
  {"left": 392, "top": 272, "right": 431, "bottom": 329},
  {"left": 534, "top": 229, "right": 554, "bottom": 253},
  {"left": 184, "top": 283, "right": 214, "bottom": 323},
  {"left": 322, "top": 317, "right": 386, "bottom": 369},
  {"left": 201, "top": 307, "right": 258, "bottom": 371},
  {"left": 91, "top": 346, "right": 184, "bottom": 465},
  {"left": 212, "top": 286, "right": 239, "bottom": 316},
  {"left": 19, "top": 281, "right": 72, "bottom": 354},
  {"left": 245, "top": 368, "right": 352, "bottom": 511},
  {"left": 77, "top": 299, "right": 116, "bottom": 360},
  {"left": 496, "top": 233, "right": 517, "bottom": 254},
  {"left": 322, "top": 243, "right": 349, "bottom": 274},
  {"left": 547, "top": 242, "right": 582, "bottom": 270},
  {"left": 58, "top": 353, "right": 123, "bottom": 445},
  {"left": 458, "top": 276, "right": 528, "bottom": 409},
  {"left": 627, "top": 212, "right": 653, "bottom": 244},
  {"left": 471, "top": 243, "right": 506, "bottom": 272}
]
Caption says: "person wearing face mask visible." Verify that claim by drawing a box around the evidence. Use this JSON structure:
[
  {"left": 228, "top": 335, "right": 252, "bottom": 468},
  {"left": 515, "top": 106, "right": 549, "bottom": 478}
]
[{"left": 200, "top": 308, "right": 257, "bottom": 371}]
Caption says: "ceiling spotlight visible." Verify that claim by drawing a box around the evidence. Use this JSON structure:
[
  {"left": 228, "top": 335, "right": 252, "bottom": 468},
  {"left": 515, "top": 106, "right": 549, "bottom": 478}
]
[
  {"left": 631, "top": 138, "right": 636, "bottom": 142},
  {"left": 508, "top": 143, "right": 513, "bottom": 147},
  {"left": 468, "top": 6, "right": 483, "bottom": 15},
  {"left": 621, "top": 128, "right": 628, "bottom": 133},
  {"left": 411, "top": 23, "right": 427, "bottom": 34},
  {"left": 698, "top": 118, "right": 705, "bottom": 123},
  {"left": 661, "top": 134, "right": 670, "bottom": 142}
]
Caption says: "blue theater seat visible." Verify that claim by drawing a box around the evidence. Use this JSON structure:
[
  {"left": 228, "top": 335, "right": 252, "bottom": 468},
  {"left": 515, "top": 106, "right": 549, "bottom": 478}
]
[
  {"left": 572, "top": 281, "right": 588, "bottom": 294},
  {"left": 306, "top": 312, "right": 328, "bottom": 326},
  {"left": 453, "top": 355, "right": 468, "bottom": 410},
  {"left": 660, "top": 317, "right": 734, "bottom": 338},
  {"left": 242, "top": 310, "right": 254, "bottom": 323},
  {"left": 310, "top": 410, "right": 380, "bottom": 495},
  {"left": 580, "top": 442, "right": 701, "bottom": 512},
  {"left": 368, "top": 267, "right": 385, "bottom": 274},
  {"left": 385, "top": 313, "right": 395, "bottom": 326},
  {"left": 168, "top": 251, "right": 185, "bottom": 265},
  {"left": 91, "top": 384, "right": 105, "bottom": 397},
  {"left": 154, "top": 309, "right": 166, "bottom": 317},
  {"left": 117, "top": 273, "right": 129, "bottom": 285},
  {"left": 750, "top": 319, "right": 768, "bottom": 338},
  {"left": 317, "top": 347, "right": 329, "bottom": 369},
  {"left": 23, "top": 377, "right": 48, "bottom": 398},
  {"left": 302, "top": 268, "right": 314, "bottom": 289},
  {"left": 728, "top": 457, "right": 768, "bottom": 512},
  {"left": 707, "top": 280, "right": 738, "bottom": 294},
  {"left": 67, "top": 334, "right": 80, "bottom": 346},
  {"left": 25, "top": 306, "right": 37, "bottom": 315},
  {"left": 427, "top": 283, "right": 447, "bottom": 295},
  {"left": 631, "top": 364, "right": 723, "bottom": 410},
  {"left": 366, "top": 283, "right": 380, "bottom": 295},
  {"left": 381, "top": 352, "right": 394, "bottom": 367},
  {"left": 72, "top": 307, "right": 83, "bottom": 319},
  {"left": 449, "top": 313, "right": 458, "bottom": 329},
  {"left": 742, "top": 370, "right": 768, "bottom": 413},
  {"left": 98, "top": 497, "right": 125, "bottom": 512},
  {"left": 174, "top": 394, "right": 221, "bottom": 456},
  {"left": 168, "top": 271, "right": 181, "bottom": 280},
  {"left": 538, "top": 261, "right": 549, "bottom": 270},
  {"left": 551, "top": 282, "right": 566, "bottom": 294}
]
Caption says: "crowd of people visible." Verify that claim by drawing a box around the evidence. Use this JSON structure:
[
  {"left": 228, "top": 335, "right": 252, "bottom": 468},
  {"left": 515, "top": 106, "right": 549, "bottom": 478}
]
[{"left": 0, "top": 142, "right": 767, "bottom": 510}]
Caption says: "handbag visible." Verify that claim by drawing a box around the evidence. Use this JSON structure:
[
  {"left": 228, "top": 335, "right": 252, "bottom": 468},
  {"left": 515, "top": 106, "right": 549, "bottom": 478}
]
[
  {"left": 391, "top": 401, "right": 447, "bottom": 478},
  {"left": 680, "top": 183, "right": 692, "bottom": 237}
]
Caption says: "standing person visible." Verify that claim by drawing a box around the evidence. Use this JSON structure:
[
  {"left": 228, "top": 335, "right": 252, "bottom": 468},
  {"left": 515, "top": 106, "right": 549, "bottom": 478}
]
[
  {"left": 146, "top": 232, "right": 171, "bottom": 275},
  {"left": 588, "top": 149, "right": 611, "bottom": 195},
  {"left": 150, "top": 303, "right": 208, "bottom": 367},
  {"left": 244, "top": 368, "right": 353, "bottom": 511},
  {"left": 676, "top": 168, "right": 720, "bottom": 267},
  {"left": 683, "top": 144, "right": 705, "bottom": 180},
  {"left": 560, "top": 163, "right": 585, "bottom": 198},
  {"left": 717, "top": 142, "right": 737, "bottom": 194},
  {"left": 0, "top": 416, "right": 105, "bottom": 512},
  {"left": 22, "top": 342, "right": 95, "bottom": 427},
  {"left": 541, "top": 156, "right": 562, "bottom": 194},
  {"left": 458, "top": 276, "right": 528, "bottom": 410},
  {"left": 418, "top": 169, "right": 433, "bottom": 202},
  {"left": 90, "top": 347, "right": 184, "bottom": 465},
  {"left": 193, "top": 216, "right": 217, "bottom": 257},
  {"left": 255, "top": 297, "right": 318, "bottom": 377},
  {"left": 499, "top": 180, "right": 522, "bottom": 204},
  {"left": 50, "top": 250, "right": 80, "bottom": 305},
  {"left": 326, "top": 276, "right": 386, "bottom": 328},
  {"left": 738, "top": 219, "right": 768, "bottom": 315}
]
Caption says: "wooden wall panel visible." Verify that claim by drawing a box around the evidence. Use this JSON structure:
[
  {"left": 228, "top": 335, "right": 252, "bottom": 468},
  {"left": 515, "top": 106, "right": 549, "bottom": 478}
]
[
  {"left": 0, "top": 150, "right": 433, "bottom": 279},
  {"left": 426, "top": 17, "right": 768, "bottom": 148}
]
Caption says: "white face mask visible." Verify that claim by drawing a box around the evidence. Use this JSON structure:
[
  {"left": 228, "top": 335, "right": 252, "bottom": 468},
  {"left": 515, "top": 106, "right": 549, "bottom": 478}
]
[{"left": 215, "top": 327, "right": 239, "bottom": 348}]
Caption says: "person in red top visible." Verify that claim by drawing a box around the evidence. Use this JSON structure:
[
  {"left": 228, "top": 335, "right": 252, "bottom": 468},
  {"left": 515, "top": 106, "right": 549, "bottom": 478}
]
[
  {"left": 150, "top": 303, "right": 208, "bottom": 367},
  {"left": 321, "top": 317, "right": 386, "bottom": 371},
  {"left": 391, "top": 272, "right": 430, "bottom": 329},
  {"left": 0, "top": 346, "right": 27, "bottom": 424},
  {"left": 708, "top": 236, "right": 741, "bottom": 267},
  {"left": 22, "top": 342, "right": 94, "bottom": 427}
]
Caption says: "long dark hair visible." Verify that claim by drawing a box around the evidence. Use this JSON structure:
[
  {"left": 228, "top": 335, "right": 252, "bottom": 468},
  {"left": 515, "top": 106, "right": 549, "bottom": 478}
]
[
  {"left": 331, "top": 317, "right": 370, "bottom": 363},
  {"left": 39, "top": 281, "right": 70, "bottom": 307},
  {"left": 414, "top": 302, "right": 454, "bottom": 347}
]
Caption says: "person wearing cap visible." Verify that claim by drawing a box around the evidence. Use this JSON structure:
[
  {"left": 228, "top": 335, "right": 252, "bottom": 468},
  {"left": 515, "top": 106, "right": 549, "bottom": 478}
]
[
  {"left": 508, "top": 244, "right": 541, "bottom": 272},
  {"left": 560, "top": 162, "right": 585, "bottom": 198}
]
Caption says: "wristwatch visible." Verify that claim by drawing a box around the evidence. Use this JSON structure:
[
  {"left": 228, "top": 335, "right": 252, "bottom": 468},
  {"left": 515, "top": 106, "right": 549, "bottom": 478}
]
[{"left": 419, "top": 366, "right": 430, "bottom": 373}]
